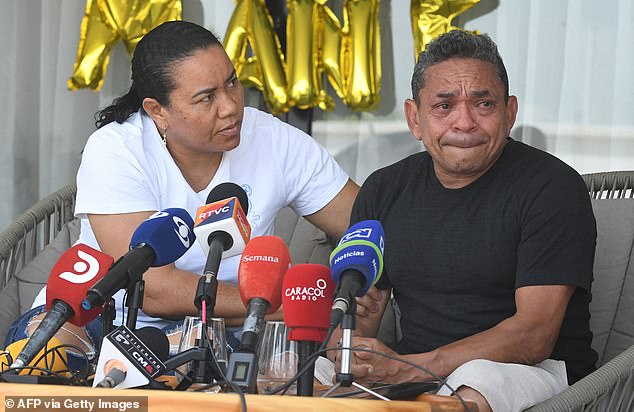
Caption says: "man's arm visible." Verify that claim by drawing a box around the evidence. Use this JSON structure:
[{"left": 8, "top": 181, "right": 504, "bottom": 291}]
[{"left": 347, "top": 284, "right": 575, "bottom": 383}]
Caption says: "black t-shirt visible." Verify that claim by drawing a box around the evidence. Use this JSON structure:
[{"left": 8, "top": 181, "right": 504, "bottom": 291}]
[{"left": 351, "top": 138, "right": 598, "bottom": 384}]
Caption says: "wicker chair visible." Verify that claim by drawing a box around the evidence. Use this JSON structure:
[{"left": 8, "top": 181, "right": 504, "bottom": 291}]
[
  {"left": 527, "top": 171, "right": 634, "bottom": 411},
  {"left": 0, "top": 184, "right": 77, "bottom": 343},
  {"left": 0, "top": 184, "right": 76, "bottom": 292}
]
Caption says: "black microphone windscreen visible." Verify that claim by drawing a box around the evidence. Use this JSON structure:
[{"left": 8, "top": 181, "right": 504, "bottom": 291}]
[
  {"left": 134, "top": 327, "right": 170, "bottom": 361},
  {"left": 206, "top": 182, "right": 249, "bottom": 214}
]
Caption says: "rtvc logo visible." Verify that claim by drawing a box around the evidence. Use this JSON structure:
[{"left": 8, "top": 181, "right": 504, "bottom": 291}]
[{"left": 198, "top": 206, "right": 230, "bottom": 220}]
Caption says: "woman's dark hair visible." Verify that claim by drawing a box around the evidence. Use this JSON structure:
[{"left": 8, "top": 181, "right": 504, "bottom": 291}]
[{"left": 95, "top": 20, "right": 221, "bottom": 128}]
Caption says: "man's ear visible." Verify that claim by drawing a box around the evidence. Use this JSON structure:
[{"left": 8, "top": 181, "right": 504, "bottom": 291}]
[
  {"left": 506, "top": 95, "right": 519, "bottom": 134},
  {"left": 404, "top": 99, "right": 423, "bottom": 141},
  {"left": 142, "top": 97, "right": 166, "bottom": 127}
]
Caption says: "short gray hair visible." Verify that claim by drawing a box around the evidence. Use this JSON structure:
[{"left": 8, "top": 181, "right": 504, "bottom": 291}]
[{"left": 411, "top": 30, "right": 509, "bottom": 104}]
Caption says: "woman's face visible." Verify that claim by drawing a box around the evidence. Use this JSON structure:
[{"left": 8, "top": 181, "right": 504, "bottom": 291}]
[{"left": 155, "top": 45, "right": 244, "bottom": 156}]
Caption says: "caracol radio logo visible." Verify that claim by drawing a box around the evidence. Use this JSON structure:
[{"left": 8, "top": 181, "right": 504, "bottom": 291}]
[
  {"left": 284, "top": 278, "right": 328, "bottom": 301},
  {"left": 172, "top": 216, "right": 192, "bottom": 248},
  {"left": 59, "top": 250, "right": 101, "bottom": 284}
]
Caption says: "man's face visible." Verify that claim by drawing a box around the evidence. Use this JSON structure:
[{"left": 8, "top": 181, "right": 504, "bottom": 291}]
[{"left": 405, "top": 57, "right": 518, "bottom": 188}]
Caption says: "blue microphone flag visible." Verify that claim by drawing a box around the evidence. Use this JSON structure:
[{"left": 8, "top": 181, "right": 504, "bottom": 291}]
[
  {"left": 130, "top": 208, "right": 196, "bottom": 267},
  {"left": 329, "top": 220, "right": 385, "bottom": 294}
]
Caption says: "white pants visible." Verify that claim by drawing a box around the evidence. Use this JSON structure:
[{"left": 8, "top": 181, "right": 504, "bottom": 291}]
[{"left": 436, "top": 359, "right": 569, "bottom": 412}]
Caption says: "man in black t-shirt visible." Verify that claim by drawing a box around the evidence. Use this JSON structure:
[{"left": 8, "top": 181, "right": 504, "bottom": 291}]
[{"left": 342, "top": 31, "right": 597, "bottom": 412}]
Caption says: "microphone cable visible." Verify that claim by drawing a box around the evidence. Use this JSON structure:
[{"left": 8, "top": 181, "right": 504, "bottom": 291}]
[
  {"left": 31, "top": 342, "right": 92, "bottom": 386},
  {"left": 263, "top": 325, "right": 336, "bottom": 395},
  {"left": 179, "top": 299, "right": 247, "bottom": 412},
  {"left": 322, "top": 347, "right": 474, "bottom": 412},
  {"left": 264, "top": 325, "right": 473, "bottom": 411},
  {"left": 1, "top": 342, "right": 92, "bottom": 386}
]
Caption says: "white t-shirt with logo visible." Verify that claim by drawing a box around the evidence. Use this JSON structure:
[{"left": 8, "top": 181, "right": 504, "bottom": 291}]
[{"left": 33, "top": 107, "right": 348, "bottom": 329}]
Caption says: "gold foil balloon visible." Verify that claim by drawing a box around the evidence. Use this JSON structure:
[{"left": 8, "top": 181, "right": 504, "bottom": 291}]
[
  {"left": 224, "top": 0, "right": 289, "bottom": 113},
  {"left": 288, "top": 0, "right": 381, "bottom": 111},
  {"left": 69, "top": 0, "right": 182, "bottom": 91},
  {"left": 410, "top": 0, "right": 480, "bottom": 59},
  {"left": 224, "top": 0, "right": 381, "bottom": 113}
]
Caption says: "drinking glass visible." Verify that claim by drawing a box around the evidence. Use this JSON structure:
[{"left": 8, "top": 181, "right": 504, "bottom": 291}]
[
  {"left": 176, "top": 316, "right": 228, "bottom": 387},
  {"left": 257, "top": 321, "right": 298, "bottom": 394}
]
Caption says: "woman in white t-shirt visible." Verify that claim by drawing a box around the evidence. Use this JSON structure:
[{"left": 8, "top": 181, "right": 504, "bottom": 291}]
[{"left": 7, "top": 20, "right": 358, "bottom": 369}]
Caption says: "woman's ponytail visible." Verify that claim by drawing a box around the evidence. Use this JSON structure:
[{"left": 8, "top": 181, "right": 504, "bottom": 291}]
[{"left": 94, "top": 87, "right": 141, "bottom": 128}]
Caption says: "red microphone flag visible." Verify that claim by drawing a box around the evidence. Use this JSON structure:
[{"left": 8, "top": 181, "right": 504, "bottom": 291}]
[
  {"left": 282, "top": 264, "right": 335, "bottom": 342},
  {"left": 46, "top": 244, "right": 114, "bottom": 326},
  {"left": 238, "top": 236, "right": 291, "bottom": 314}
]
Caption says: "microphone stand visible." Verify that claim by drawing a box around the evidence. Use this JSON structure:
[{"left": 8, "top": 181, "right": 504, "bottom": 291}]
[
  {"left": 195, "top": 236, "right": 225, "bottom": 317},
  {"left": 297, "top": 341, "right": 317, "bottom": 396},
  {"left": 102, "top": 298, "right": 116, "bottom": 336},
  {"left": 169, "top": 262, "right": 225, "bottom": 390},
  {"left": 324, "top": 301, "right": 390, "bottom": 401},
  {"left": 125, "top": 279, "right": 144, "bottom": 330}
]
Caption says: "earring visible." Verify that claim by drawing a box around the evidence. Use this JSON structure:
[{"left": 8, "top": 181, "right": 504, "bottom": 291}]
[{"left": 161, "top": 126, "right": 167, "bottom": 146}]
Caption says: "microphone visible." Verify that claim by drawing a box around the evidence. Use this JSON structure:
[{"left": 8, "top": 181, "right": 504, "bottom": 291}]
[
  {"left": 95, "top": 360, "right": 127, "bottom": 388},
  {"left": 194, "top": 182, "right": 251, "bottom": 260},
  {"left": 329, "top": 220, "right": 385, "bottom": 327},
  {"left": 237, "top": 236, "right": 290, "bottom": 351},
  {"left": 1, "top": 337, "right": 68, "bottom": 376},
  {"left": 82, "top": 208, "right": 195, "bottom": 310},
  {"left": 10, "top": 244, "right": 113, "bottom": 369},
  {"left": 193, "top": 182, "right": 251, "bottom": 317},
  {"left": 282, "top": 264, "right": 336, "bottom": 396},
  {"left": 226, "top": 235, "right": 290, "bottom": 393},
  {"left": 92, "top": 326, "right": 169, "bottom": 389}
]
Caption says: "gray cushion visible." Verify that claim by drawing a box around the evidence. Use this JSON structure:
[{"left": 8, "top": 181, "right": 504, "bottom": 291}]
[
  {"left": 14, "top": 219, "right": 81, "bottom": 307},
  {"left": 589, "top": 199, "right": 634, "bottom": 365},
  {"left": 0, "top": 219, "right": 81, "bottom": 345},
  {"left": 0, "top": 277, "right": 20, "bottom": 345},
  {"left": 274, "top": 207, "right": 332, "bottom": 266}
]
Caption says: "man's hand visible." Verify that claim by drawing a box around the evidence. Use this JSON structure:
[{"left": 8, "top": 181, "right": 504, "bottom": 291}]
[
  {"left": 337, "top": 336, "right": 434, "bottom": 384},
  {"left": 355, "top": 287, "right": 384, "bottom": 317},
  {"left": 355, "top": 286, "right": 390, "bottom": 337}
]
